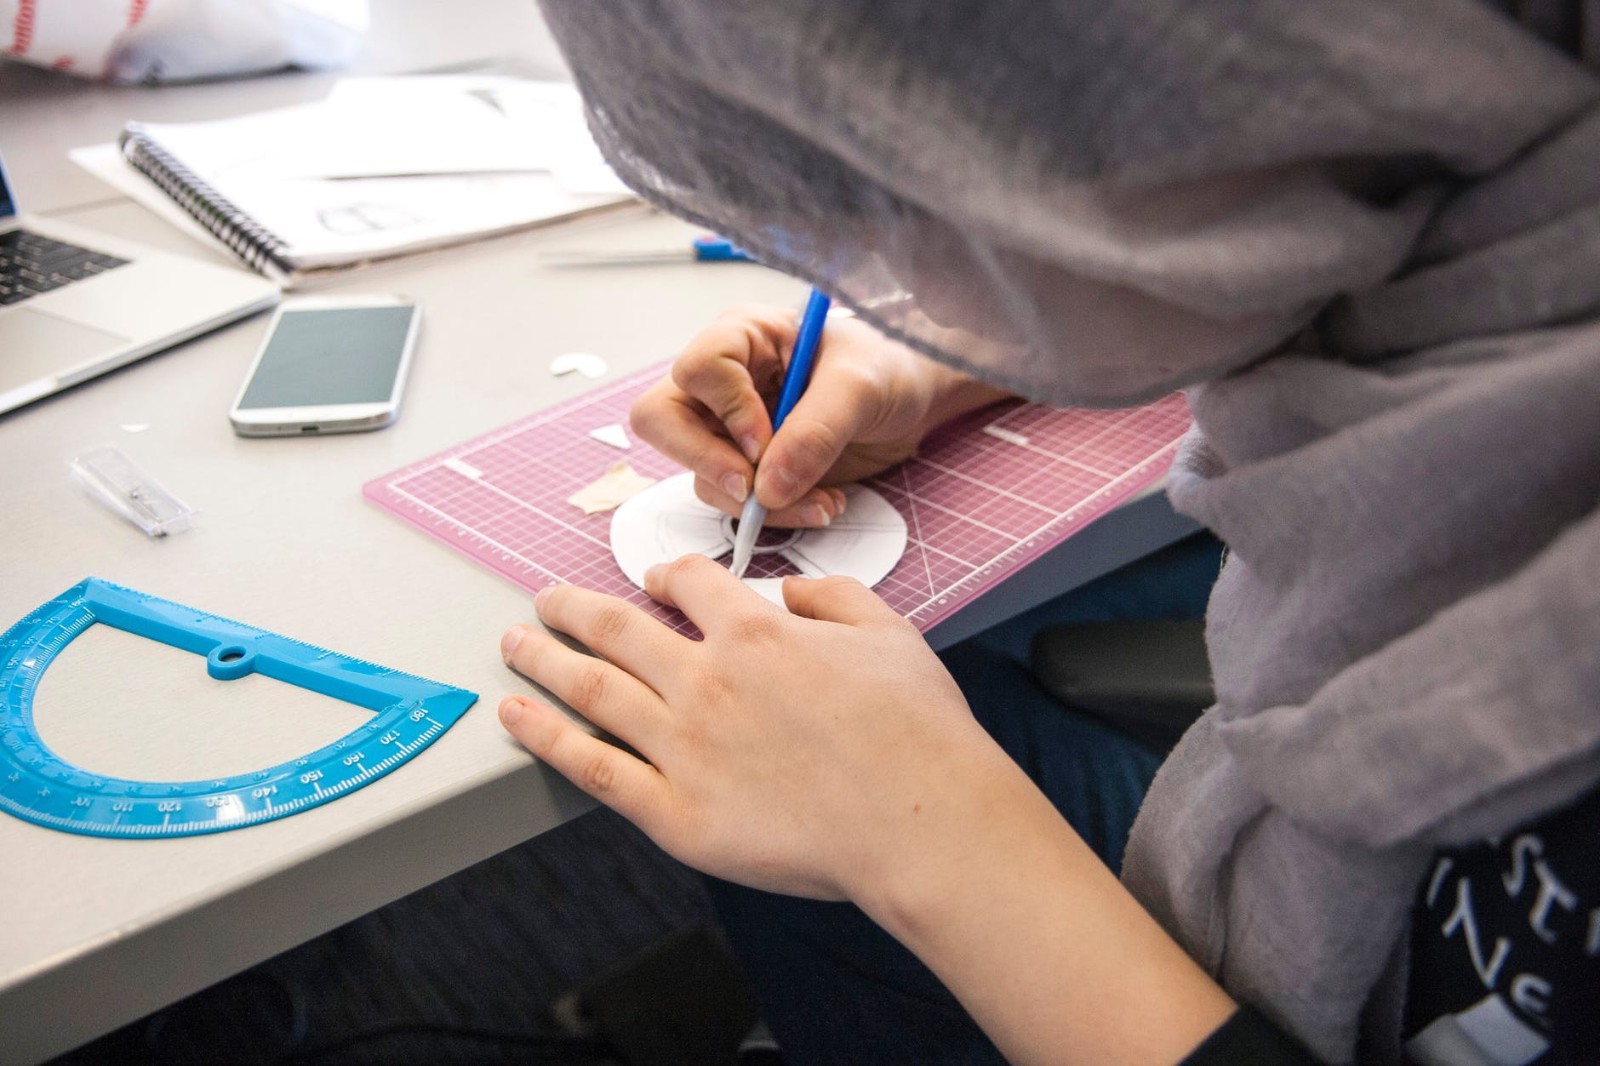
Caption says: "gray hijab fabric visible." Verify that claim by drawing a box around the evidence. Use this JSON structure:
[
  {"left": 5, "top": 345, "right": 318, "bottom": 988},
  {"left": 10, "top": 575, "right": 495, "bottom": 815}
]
[{"left": 536, "top": 2, "right": 1600, "bottom": 1060}]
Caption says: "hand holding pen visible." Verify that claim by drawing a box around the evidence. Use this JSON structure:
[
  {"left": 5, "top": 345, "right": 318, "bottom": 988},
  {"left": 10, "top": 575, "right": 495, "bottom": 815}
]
[{"left": 627, "top": 300, "right": 1013, "bottom": 546}]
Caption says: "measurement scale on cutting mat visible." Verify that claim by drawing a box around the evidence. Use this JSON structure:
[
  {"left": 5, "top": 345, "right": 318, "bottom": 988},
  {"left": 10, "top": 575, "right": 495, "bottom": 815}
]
[{"left": 0, "top": 578, "right": 476, "bottom": 839}]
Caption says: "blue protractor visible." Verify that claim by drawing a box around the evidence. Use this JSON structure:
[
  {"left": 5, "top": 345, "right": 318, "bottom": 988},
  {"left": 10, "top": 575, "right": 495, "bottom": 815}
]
[{"left": 0, "top": 578, "right": 477, "bottom": 839}]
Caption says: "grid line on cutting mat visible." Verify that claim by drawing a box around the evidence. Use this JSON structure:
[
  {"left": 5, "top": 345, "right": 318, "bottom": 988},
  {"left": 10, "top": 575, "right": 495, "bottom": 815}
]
[{"left": 364, "top": 364, "right": 1192, "bottom": 636}]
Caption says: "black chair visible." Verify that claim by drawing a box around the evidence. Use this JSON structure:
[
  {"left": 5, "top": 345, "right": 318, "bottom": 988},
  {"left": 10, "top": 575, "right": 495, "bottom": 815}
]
[{"left": 1028, "top": 617, "right": 1213, "bottom": 752}]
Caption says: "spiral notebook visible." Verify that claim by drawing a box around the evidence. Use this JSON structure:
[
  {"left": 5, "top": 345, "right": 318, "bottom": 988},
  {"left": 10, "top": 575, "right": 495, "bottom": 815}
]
[{"left": 104, "top": 77, "right": 633, "bottom": 284}]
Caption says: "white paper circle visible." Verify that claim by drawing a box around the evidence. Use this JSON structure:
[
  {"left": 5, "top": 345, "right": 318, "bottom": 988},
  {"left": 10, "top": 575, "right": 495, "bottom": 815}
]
[{"left": 610, "top": 473, "right": 907, "bottom": 607}]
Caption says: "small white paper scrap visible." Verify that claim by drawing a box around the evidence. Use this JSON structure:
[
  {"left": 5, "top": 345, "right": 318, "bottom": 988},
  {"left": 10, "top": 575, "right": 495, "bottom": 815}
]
[
  {"left": 588, "top": 424, "right": 631, "bottom": 450},
  {"left": 567, "top": 461, "right": 657, "bottom": 515},
  {"left": 549, "top": 352, "right": 608, "bottom": 379},
  {"left": 982, "top": 425, "right": 1031, "bottom": 447},
  {"left": 444, "top": 457, "right": 484, "bottom": 479}
]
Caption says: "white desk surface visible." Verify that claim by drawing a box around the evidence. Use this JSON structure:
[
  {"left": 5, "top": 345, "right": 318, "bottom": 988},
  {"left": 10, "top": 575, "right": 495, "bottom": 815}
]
[{"left": 0, "top": 7, "right": 1196, "bottom": 1063}]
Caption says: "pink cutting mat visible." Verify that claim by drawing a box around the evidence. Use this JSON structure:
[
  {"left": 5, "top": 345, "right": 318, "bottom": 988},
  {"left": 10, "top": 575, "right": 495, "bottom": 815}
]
[{"left": 364, "top": 364, "right": 1191, "bottom": 635}]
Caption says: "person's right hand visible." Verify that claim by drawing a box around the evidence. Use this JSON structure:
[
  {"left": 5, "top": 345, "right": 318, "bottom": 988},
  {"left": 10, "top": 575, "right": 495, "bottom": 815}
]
[{"left": 630, "top": 304, "right": 1013, "bottom": 527}]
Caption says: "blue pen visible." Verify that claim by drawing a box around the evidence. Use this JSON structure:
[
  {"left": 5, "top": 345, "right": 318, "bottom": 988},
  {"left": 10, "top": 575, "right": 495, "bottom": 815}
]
[
  {"left": 730, "top": 287, "right": 832, "bottom": 578},
  {"left": 539, "top": 234, "right": 757, "bottom": 266}
]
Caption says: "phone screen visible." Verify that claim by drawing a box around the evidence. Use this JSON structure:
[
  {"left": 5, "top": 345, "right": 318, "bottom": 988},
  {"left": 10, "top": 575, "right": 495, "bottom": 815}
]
[{"left": 237, "top": 306, "right": 416, "bottom": 410}]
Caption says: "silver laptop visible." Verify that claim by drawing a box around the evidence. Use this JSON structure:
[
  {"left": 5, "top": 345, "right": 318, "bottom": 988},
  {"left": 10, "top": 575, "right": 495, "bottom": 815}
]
[{"left": 0, "top": 147, "right": 280, "bottom": 415}]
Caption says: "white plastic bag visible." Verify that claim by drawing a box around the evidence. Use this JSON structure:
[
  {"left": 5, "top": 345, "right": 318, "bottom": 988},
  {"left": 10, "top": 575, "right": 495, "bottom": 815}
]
[{"left": 0, "top": 0, "right": 368, "bottom": 83}]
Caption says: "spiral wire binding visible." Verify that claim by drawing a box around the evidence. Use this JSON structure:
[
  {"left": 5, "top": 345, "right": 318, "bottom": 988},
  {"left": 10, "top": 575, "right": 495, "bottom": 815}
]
[{"left": 118, "top": 126, "right": 293, "bottom": 279}]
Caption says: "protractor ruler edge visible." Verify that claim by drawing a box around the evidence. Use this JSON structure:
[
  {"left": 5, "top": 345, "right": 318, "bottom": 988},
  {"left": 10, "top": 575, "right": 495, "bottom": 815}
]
[{"left": 0, "top": 578, "right": 477, "bottom": 839}]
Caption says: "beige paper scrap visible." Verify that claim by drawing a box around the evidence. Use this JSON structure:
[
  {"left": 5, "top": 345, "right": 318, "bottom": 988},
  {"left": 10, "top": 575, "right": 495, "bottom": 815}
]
[{"left": 567, "top": 461, "right": 657, "bottom": 515}]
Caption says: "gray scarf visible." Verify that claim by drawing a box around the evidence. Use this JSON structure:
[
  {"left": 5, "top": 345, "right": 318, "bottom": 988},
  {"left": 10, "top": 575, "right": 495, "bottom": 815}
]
[{"left": 537, "top": 2, "right": 1600, "bottom": 1059}]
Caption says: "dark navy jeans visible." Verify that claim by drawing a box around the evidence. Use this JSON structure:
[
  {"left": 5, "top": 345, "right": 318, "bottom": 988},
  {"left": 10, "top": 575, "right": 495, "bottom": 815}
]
[{"left": 707, "top": 533, "right": 1223, "bottom": 1065}]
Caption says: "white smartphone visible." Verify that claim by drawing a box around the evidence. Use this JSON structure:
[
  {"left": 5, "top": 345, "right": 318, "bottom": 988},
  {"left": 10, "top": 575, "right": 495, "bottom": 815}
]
[{"left": 229, "top": 294, "right": 421, "bottom": 437}]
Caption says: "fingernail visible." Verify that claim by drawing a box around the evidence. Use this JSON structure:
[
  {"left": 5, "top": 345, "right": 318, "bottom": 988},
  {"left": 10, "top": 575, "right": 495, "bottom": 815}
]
[
  {"left": 721, "top": 471, "right": 748, "bottom": 503},
  {"left": 534, "top": 585, "right": 553, "bottom": 615},
  {"left": 804, "top": 503, "right": 832, "bottom": 527},
  {"left": 644, "top": 563, "right": 665, "bottom": 587},
  {"left": 501, "top": 626, "right": 525, "bottom": 662},
  {"left": 768, "top": 464, "right": 799, "bottom": 499},
  {"left": 739, "top": 435, "right": 762, "bottom": 464},
  {"left": 499, "top": 697, "right": 524, "bottom": 726},
  {"left": 828, "top": 489, "right": 848, "bottom": 517}
]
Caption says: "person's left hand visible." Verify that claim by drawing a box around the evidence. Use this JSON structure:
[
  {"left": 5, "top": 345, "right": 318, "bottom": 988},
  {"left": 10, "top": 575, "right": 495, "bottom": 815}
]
[{"left": 497, "top": 555, "right": 1011, "bottom": 903}]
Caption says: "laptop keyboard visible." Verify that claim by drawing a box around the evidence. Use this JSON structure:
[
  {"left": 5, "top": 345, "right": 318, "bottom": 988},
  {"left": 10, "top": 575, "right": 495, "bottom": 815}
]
[{"left": 0, "top": 230, "right": 128, "bottom": 306}]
